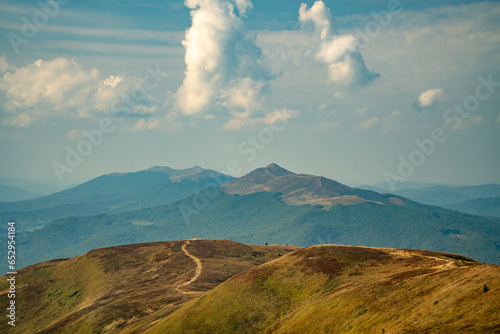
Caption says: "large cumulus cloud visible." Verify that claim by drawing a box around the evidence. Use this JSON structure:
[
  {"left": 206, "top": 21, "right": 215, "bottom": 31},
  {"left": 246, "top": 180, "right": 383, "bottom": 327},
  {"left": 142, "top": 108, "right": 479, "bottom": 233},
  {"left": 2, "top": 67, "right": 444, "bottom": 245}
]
[
  {"left": 0, "top": 57, "right": 182, "bottom": 131},
  {"left": 177, "top": 0, "right": 274, "bottom": 120},
  {"left": 0, "top": 57, "right": 160, "bottom": 122},
  {"left": 299, "top": 1, "right": 379, "bottom": 88}
]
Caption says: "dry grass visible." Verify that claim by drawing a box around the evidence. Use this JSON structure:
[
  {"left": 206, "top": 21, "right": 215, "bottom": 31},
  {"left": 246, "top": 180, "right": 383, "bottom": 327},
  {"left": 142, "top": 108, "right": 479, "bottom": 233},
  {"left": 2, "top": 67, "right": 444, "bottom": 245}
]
[
  {"left": 0, "top": 239, "right": 298, "bottom": 334},
  {"left": 148, "top": 245, "right": 500, "bottom": 334}
]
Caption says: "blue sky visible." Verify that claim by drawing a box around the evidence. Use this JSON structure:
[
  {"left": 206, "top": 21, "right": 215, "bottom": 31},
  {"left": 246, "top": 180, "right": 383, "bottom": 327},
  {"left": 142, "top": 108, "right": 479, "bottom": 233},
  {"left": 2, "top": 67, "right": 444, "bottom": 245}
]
[{"left": 0, "top": 0, "right": 499, "bottom": 187}]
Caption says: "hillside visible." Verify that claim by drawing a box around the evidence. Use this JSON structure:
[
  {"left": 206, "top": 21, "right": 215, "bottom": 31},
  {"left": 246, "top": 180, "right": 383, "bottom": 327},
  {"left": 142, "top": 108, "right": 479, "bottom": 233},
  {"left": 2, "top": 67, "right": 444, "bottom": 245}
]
[
  {"left": 0, "top": 239, "right": 298, "bottom": 334},
  {"left": 0, "top": 166, "right": 232, "bottom": 231},
  {"left": 0, "top": 184, "right": 41, "bottom": 202},
  {"left": 0, "top": 177, "right": 86, "bottom": 196},
  {"left": 9, "top": 186, "right": 500, "bottom": 270},
  {"left": 446, "top": 197, "right": 500, "bottom": 218},
  {"left": 148, "top": 244, "right": 500, "bottom": 334},
  {"left": 361, "top": 183, "right": 500, "bottom": 207}
]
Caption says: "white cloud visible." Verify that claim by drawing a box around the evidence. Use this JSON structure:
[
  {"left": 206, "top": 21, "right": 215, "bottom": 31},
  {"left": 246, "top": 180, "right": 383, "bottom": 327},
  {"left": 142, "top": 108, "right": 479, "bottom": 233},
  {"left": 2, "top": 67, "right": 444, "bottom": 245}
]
[
  {"left": 1, "top": 114, "right": 32, "bottom": 127},
  {"left": 126, "top": 112, "right": 183, "bottom": 133},
  {"left": 314, "top": 121, "right": 341, "bottom": 132},
  {"left": 222, "top": 108, "right": 299, "bottom": 131},
  {"left": 128, "top": 119, "right": 161, "bottom": 132},
  {"left": 357, "top": 117, "right": 380, "bottom": 130},
  {"left": 418, "top": 88, "right": 444, "bottom": 107},
  {"left": 353, "top": 106, "right": 367, "bottom": 118},
  {"left": 220, "top": 78, "right": 267, "bottom": 118},
  {"left": 0, "top": 55, "right": 11, "bottom": 74},
  {"left": 298, "top": 0, "right": 332, "bottom": 40},
  {"left": 65, "top": 129, "right": 86, "bottom": 141},
  {"left": 0, "top": 58, "right": 98, "bottom": 118},
  {"left": 0, "top": 57, "right": 162, "bottom": 126},
  {"left": 177, "top": 0, "right": 272, "bottom": 119},
  {"left": 299, "top": 1, "right": 379, "bottom": 88}
]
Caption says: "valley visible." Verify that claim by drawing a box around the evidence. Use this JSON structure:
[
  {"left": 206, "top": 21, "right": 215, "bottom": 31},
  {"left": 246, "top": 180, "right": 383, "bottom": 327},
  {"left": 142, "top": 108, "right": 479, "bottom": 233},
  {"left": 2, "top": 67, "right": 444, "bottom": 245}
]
[{"left": 2, "top": 164, "right": 498, "bottom": 270}]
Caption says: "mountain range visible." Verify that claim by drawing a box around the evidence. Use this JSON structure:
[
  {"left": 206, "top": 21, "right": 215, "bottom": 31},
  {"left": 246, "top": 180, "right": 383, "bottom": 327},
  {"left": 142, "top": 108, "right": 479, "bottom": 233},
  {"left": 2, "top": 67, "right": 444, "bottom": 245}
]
[
  {"left": 1, "top": 239, "right": 498, "bottom": 333},
  {"left": 0, "top": 184, "right": 41, "bottom": 202},
  {"left": 221, "top": 163, "right": 400, "bottom": 207},
  {"left": 360, "top": 182, "right": 500, "bottom": 218},
  {"left": 445, "top": 197, "right": 500, "bottom": 218},
  {"left": 0, "top": 176, "right": 88, "bottom": 199},
  {"left": 2, "top": 163, "right": 499, "bottom": 269},
  {"left": 0, "top": 166, "right": 232, "bottom": 232}
]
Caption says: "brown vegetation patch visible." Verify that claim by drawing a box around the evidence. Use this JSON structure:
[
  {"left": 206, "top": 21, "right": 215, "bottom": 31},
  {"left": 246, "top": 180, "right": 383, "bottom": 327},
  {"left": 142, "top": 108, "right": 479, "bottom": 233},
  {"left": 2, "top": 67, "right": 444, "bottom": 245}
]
[
  {"left": 0, "top": 239, "right": 298, "bottom": 334},
  {"left": 388, "top": 197, "right": 405, "bottom": 206}
]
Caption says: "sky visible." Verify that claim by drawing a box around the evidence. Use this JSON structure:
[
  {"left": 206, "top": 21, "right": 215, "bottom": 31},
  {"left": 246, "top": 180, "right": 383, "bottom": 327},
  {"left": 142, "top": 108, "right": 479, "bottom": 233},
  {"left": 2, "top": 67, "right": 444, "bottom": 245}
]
[{"left": 0, "top": 0, "right": 499, "bottom": 187}]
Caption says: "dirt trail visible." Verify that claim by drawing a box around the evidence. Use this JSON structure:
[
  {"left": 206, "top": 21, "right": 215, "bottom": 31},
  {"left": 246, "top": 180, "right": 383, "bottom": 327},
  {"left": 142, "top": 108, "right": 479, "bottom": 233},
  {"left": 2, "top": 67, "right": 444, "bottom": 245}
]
[{"left": 175, "top": 239, "right": 203, "bottom": 294}]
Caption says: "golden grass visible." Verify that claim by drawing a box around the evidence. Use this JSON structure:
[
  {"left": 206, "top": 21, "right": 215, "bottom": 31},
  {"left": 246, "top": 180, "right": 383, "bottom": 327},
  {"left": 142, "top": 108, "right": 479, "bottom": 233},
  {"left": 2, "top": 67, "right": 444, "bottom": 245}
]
[
  {"left": 148, "top": 245, "right": 500, "bottom": 334},
  {"left": 0, "top": 239, "right": 298, "bottom": 334}
]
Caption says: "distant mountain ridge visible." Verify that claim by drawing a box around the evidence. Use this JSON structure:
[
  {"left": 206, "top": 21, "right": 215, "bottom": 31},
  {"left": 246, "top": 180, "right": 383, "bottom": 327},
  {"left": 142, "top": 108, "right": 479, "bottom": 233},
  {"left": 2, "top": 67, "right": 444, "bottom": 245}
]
[
  {"left": 0, "top": 184, "right": 41, "bottom": 202},
  {"left": 0, "top": 166, "right": 233, "bottom": 231},
  {"left": 0, "top": 176, "right": 87, "bottom": 196},
  {"left": 360, "top": 182, "right": 500, "bottom": 213},
  {"left": 445, "top": 197, "right": 500, "bottom": 218},
  {"left": 6, "top": 163, "right": 500, "bottom": 269},
  {"left": 222, "top": 163, "right": 404, "bottom": 207}
]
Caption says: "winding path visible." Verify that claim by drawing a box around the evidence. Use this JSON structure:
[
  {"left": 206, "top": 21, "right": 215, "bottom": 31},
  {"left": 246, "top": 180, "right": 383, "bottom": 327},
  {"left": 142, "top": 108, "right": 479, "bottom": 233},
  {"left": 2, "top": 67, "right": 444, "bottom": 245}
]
[{"left": 175, "top": 239, "right": 203, "bottom": 294}]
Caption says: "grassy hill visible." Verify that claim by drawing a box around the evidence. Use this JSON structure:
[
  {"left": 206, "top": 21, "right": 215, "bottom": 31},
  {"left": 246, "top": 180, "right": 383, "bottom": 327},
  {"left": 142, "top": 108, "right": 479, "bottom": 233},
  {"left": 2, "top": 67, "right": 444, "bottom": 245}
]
[
  {"left": 0, "top": 239, "right": 298, "bottom": 334},
  {"left": 4, "top": 240, "right": 498, "bottom": 333},
  {"left": 148, "top": 244, "right": 500, "bottom": 334}
]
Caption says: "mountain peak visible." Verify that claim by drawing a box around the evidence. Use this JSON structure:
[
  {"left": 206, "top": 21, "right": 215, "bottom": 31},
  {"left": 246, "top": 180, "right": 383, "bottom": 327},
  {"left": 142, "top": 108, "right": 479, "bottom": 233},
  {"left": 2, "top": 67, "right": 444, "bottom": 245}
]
[
  {"left": 263, "top": 163, "right": 294, "bottom": 176},
  {"left": 221, "top": 164, "right": 393, "bottom": 208},
  {"left": 145, "top": 166, "right": 176, "bottom": 174},
  {"left": 144, "top": 165, "right": 206, "bottom": 176}
]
